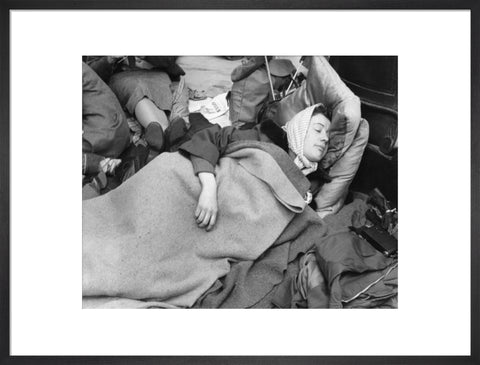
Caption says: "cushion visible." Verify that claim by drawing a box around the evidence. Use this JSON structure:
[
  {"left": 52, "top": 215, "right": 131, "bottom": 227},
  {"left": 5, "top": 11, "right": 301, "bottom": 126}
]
[
  {"left": 274, "top": 57, "right": 362, "bottom": 166},
  {"left": 315, "top": 118, "right": 369, "bottom": 217},
  {"left": 272, "top": 56, "right": 365, "bottom": 215}
]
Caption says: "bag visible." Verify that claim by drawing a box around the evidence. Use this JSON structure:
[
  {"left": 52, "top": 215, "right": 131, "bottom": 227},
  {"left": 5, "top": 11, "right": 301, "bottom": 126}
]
[
  {"left": 229, "top": 58, "right": 294, "bottom": 125},
  {"left": 350, "top": 225, "right": 398, "bottom": 257},
  {"left": 350, "top": 188, "right": 398, "bottom": 257}
]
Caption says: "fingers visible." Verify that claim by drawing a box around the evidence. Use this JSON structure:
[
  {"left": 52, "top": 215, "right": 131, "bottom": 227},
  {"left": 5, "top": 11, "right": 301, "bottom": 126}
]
[
  {"left": 206, "top": 211, "right": 217, "bottom": 232},
  {"left": 199, "top": 212, "right": 211, "bottom": 228},
  {"left": 195, "top": 205, "right": 202, "bottom": 219},
  {"left": 195, "top": 206, "right": 217, "bottom": 231},
  {"left": 196, "top": 208, "right": 206, "bottom": 224}
]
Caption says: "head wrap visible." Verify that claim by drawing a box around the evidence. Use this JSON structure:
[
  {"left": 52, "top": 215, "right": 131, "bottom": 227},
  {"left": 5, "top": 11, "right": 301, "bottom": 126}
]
[{"left": 282, "top": 104, "right": 328, "bottom": 175}]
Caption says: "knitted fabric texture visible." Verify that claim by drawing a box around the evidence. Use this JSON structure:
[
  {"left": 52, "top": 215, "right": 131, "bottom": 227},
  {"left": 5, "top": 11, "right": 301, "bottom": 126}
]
[{"left": 283, "top": 104, "right": 325, "bottom": 176}]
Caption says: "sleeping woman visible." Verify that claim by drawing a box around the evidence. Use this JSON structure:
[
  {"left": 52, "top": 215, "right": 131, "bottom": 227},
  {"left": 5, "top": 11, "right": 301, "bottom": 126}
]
[
  {"left": 178, "top": 103, "right": 332, "bottom": 231},
  {"left": 82, "top": 103, "right": 333, "bottom": 308}
]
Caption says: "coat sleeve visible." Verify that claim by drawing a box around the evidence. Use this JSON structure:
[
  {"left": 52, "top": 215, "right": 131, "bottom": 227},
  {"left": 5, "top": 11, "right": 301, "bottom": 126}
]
[{"left": 178, "top": 124, "right": 238, "bottom": 175}]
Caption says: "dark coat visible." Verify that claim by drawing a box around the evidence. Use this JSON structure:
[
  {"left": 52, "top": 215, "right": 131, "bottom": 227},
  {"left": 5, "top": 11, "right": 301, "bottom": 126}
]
[
  {"left": 82, "top": 62, "right": 130, "bottom": 158},
  {"left": 178, "top": 114, "right": 331, "bottom": 192}
]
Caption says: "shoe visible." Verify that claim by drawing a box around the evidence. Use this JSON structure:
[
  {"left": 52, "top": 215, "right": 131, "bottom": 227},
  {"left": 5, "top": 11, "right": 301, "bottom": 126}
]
[
  {"left": 115, "top": 144, "right": 149, "bottom": 184},
  {"left": 165, "top": 63, "right": 186, "bottom": 81},
  {"left": 143, "top": 56, "right": 185, "bottom": 81},
  {"left": 82, "top": 152, "right": 104, "bottom": 175},
  {"left": 144, "top": 122, "right": 165, "bottom": 152},
  {"left": 164, "top": 117, "right": 189, "bottom": 152}
]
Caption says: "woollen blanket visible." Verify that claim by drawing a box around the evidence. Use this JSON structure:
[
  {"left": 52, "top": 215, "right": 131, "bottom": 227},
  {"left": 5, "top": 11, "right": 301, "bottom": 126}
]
[{"left": 83, "top": 141, "right": 310, "bottom": 308}]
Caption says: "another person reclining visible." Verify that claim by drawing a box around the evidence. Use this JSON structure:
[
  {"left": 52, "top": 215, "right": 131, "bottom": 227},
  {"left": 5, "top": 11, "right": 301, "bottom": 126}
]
[{"left": 178, "top": 103, "right": 332, "bottom": 231}]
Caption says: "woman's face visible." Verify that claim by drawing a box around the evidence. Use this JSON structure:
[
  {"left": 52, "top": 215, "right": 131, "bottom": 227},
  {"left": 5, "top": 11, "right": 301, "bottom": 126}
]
[{"left": 303, "top": 113, "right": 330, "bottom": 162}]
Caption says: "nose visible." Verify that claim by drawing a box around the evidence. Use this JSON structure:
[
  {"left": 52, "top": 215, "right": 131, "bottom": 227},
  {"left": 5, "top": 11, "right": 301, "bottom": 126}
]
[{"left": 319, "top": 129, "right": 329, "bottom": 143}]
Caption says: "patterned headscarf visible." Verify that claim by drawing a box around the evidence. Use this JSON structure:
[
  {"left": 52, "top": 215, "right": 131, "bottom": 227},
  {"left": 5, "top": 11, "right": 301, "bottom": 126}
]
[{"left": 282, "top": 104, "right": 328, "bottom": 175}]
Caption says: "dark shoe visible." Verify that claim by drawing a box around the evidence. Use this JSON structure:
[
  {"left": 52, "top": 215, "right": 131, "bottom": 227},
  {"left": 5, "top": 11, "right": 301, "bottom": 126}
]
[
  {"left": 82, "top": 152, "right": 104, "bottom": 175},
  {"left": 115, "top": 144, "right": 149, "bottom": 184},
  {"left": 165, "top": 63, "right": 186, "bottom": 81},
  {"left": 144, "top": 56, "right": 185, "bottom": 81},
  {"left": 164, "top": 117, "right": 189, "bottom": 152},
  {"left": 144, "top": 122, "right": 165, "bottom": 152}
]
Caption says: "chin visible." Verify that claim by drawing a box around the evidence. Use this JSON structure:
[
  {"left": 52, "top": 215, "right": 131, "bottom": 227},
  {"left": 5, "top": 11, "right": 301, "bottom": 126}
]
[
  {"left": 308, "top": 154, "right": 322, "bottom": 162},
  {"left": 305, "top": 149, "right": 324, "bottom": 162},
  {"left": 314, "top": 151, "right": 325, "bottom": 161}
]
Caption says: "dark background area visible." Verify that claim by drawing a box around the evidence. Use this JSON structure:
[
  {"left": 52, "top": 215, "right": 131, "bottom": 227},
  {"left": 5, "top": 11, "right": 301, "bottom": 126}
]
[{"left": 330, "top": 56, "right": 398, "bottom": 207}]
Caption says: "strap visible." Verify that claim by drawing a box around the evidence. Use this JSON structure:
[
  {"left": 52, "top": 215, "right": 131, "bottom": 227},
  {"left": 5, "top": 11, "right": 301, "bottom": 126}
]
[{"left": 264, "top": 56, "right": 276, "bottom": 101}]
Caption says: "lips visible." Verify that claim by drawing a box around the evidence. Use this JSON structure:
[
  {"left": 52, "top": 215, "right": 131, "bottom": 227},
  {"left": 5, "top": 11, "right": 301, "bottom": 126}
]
[{"left": 315, "top": 144, "right": 327, "bottom": 158}]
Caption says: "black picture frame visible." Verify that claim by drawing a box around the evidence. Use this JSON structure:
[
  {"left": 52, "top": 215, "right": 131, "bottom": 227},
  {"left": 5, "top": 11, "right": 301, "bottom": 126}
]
[{"left": 1, "top": 1, "right": 478, "bottom": 364}]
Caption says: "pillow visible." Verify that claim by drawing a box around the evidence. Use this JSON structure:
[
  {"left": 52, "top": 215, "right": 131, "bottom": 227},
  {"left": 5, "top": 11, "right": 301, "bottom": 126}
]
[
  {"left": 270, "top": 56, "right": 365, "bottom": 215},
  {"left": 272, "top": 56, "right": 362, "bottom": 168},
  {"left": 315, "top": 118, "right": 369, "bottom": 217}
]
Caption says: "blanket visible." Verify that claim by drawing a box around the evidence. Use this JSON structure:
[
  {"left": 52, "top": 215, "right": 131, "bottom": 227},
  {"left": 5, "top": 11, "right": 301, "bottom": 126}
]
[
  {"left": 194, "top": 199, "right": 369, "bottom": 308},
  {"left": 193, "top": 205, "right": 328, "bottom": 308},
  {"left": 83, "top": 141, "right": 309, "bottom": 308},
  {"left": 269, "top": 200, "right": 398, "bottom": 309}
]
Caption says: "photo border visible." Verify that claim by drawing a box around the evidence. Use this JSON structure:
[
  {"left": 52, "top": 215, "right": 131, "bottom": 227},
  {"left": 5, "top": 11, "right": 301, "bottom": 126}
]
[{"left": 1, "top": 1, "right": 479, "bottom": 364}]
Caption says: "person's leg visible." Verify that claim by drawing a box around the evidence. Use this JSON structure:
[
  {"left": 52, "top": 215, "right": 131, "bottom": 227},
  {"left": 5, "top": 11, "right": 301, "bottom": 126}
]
[
  {"left": 134, "top": 97, "right": 169, "bottom": 130},
  {"left": 134, "top": 97, "right": 169, "bottom": 151}
]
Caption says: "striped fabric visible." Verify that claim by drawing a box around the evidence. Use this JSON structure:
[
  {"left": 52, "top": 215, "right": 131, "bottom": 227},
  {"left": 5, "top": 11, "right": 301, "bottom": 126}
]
[{"left": 283, "top": 103, "right": 326, "bottom": 176}]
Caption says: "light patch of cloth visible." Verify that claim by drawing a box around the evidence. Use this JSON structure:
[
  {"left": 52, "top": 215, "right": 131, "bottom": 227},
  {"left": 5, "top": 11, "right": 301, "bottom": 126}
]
[
  {"left": 82, "top": 147, "right": 305, "bottom": 308},
  {"left": 200, "top": 92, "right": 229, "bottom": 120},
  {"left": 282, "top": 104, "right": 325, "bottom": 175},
  {"left": 126, "top": 116, "right": 145, "bottom": 146},
  {"left": 189, "top": 93, "right": 232, "bottom": 128}
]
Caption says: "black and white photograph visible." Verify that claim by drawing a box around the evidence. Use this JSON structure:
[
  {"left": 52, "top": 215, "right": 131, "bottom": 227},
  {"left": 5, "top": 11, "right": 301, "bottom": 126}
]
[
  {"left": 4, "top": 6, "right": 476, "bottom": 362},
  {"left": 81, "top": 55, "right": 398, "bottom": 309}
]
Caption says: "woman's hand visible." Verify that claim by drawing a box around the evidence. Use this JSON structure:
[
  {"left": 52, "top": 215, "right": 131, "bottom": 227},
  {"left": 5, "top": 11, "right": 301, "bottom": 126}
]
[{"left": 195, "top": 172, "right": 218, "bottom": 231}]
